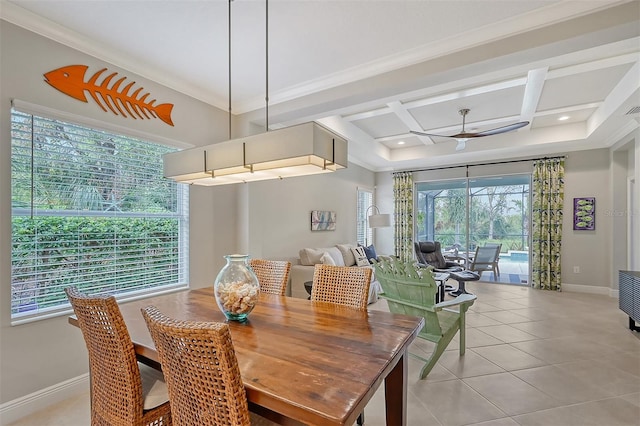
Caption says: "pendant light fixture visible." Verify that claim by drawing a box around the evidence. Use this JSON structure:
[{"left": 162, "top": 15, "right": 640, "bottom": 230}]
[{"left": 163, "top": 0, "right": 347, "bottom": 185}]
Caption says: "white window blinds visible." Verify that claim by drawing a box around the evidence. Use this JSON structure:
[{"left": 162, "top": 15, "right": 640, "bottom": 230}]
[
  {"left": 10, "top": 108, "right": 189, "bottom": 323},
  {"left": 357, "top": 189, "right": 373, "bottom": 246}
]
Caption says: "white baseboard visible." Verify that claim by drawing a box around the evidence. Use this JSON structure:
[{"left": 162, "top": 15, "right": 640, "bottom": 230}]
[
  {"left": 562, "top": 283, "right": 616, "bottom": 297},
  {"left": 0, "top": 374, "right": 89, "bottom": 425}
]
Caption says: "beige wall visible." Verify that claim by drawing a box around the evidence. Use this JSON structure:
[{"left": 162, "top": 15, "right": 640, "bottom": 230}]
[
  {"left": 242, "top": 164, "right": 374, "bottom": 264},
  {"left": 562, "top": 149, "right": 612, "bottom": 288}
]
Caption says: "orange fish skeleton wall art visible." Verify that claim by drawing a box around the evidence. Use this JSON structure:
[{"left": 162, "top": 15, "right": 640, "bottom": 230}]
[{"left": 44, "top": 65, "right": 174, "bottom": 126}]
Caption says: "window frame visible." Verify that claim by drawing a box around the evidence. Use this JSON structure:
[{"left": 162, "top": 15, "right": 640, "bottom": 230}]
[{"left": 10, "top": 103, "right": 190, "bottom": 325}]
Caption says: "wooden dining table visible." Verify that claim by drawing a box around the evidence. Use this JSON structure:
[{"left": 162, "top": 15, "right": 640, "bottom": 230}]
[{"left": 69, "top": 287, "right": 424, "bottom": 426}]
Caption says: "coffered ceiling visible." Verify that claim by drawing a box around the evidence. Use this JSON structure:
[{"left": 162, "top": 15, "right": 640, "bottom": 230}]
[{"left": 2, "top": 0, "right": 639, "bottom": 172}]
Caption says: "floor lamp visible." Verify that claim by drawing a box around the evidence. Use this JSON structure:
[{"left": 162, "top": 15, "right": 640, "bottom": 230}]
[{"left": 366, "top": 205, "right": 391, "bottom": 246}]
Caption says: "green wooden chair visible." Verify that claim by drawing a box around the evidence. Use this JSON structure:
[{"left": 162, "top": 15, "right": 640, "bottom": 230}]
[{"left": 374, "top": 257, "right": 477, "bottom": 379}]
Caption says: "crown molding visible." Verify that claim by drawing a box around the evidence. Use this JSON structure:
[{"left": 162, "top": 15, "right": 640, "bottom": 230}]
[{"left": 0, "top": 2, "right": 219, "bottom": 107}]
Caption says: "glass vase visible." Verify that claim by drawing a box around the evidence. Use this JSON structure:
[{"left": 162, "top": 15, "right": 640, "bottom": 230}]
[{"left": 214, "top": 254, "right": 260, "bottom": 322}]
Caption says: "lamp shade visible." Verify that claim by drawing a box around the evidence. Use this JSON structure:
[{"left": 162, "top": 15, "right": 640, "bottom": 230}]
[
  {"left": 163, "top": 122, "right": 347, "bottom": 186},
  {"left": 368, "top": 213, "right": 391, "bottom": 228}
]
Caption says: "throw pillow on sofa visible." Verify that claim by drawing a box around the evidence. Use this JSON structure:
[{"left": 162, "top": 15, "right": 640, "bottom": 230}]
[
  {"left": 351, "top": 246, "right": 370, "bottom": 267},
  {"left": 320, "top": 252, "right": 336, "bottom": 265},
  {"left": 336, "top": 243, "right": 357, "bottom": 266},
  {"left": 299, "top": 247, "right": 344, "bottom": 266},
  {"left": 359, "top": 244, "right": 378, "bottom": 263}
]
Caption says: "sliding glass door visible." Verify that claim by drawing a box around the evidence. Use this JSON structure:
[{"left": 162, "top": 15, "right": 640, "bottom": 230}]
[{"left": 415, "top": 174, "right": 531, "bottom": 285}]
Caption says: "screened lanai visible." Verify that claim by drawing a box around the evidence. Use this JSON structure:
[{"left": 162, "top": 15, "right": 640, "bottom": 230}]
[{"left": 415, "top": 174, "right": 531, "bottom": 285}]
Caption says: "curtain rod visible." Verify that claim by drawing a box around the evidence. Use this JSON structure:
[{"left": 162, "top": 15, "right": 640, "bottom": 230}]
[{"left": 392, "top": 155, "right": 566, "bottom": 175}]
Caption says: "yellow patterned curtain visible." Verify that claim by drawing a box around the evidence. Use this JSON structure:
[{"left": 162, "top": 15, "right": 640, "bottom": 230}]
[
  {"left": 531, "top": 158, "right": 565, "bottom": 291},
  {"left": 393, "top": 172, "right": 414, "bottom": 262}
]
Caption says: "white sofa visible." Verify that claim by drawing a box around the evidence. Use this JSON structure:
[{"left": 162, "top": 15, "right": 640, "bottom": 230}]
[{"left": 289, "top": 243, "right": 383, "bottom": 303}]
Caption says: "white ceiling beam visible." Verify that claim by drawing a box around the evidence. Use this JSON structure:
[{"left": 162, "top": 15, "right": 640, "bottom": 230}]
[
  {"left": 402, "top": 77, "right": 527, "bottom": 110},
  {"left": 535, "top": 102, "right": 602, "bottom": 116},
  {"left": 375, "top": 133, "right": 414, "bottom": 143},
  {"left": 588, "top": 60, "right": 640, "bottom": 135},
  {"left": 547, "top": 52, "right": 640, "bottom": 80},
  {"left": 342, "top": 107, "right": 391, "bottom": 122},
  {"left": 386, "top": 101, "right": 434, "bottom": 145},
  {"left": 316, "top": 116, "right": 391, "bottom": 163}
]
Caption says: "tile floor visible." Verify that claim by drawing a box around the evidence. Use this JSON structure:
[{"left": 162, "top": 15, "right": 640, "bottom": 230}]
[{"left": 9, "top": 281, "right": 640, "bottom": 426}]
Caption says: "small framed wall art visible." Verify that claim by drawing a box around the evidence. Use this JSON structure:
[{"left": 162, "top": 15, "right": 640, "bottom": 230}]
[
  {"left": 573, "top": 197, "right": 595, "bottom": 230},
  {"left": 311, "top": 210, "right": 336, "bottom": 231}
]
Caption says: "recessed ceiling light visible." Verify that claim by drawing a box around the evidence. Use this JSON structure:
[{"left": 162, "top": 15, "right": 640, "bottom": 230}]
[
  {"left": 398, "top": 140, "right": 405, "bottom": 145},
  {"left": 558, "top": 115, "right": 570, "bottom": 121}
]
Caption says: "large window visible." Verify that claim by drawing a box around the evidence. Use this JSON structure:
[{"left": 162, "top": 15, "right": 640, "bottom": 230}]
[
  {"left": 357, "top": 188, "right": 373, "bottom": 246},
  {"left": 11, "top": 108, "right": 189, "bottom": 323}
]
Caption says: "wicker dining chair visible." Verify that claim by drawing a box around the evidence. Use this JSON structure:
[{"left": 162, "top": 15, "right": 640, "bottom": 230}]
[
  {"left": 249, "top": 258, "right": 291, "bottom": 296},
  {"left": 65, "top": 287, "right": 172, "bottom": 426},
  {"left": 141, "top": 306, "right": 252, "bottom": 426},
  {"left": 311, "top": 264, "right": 372, "bottom": 311},
  {"left": 311, "top": 264, "right": 371, "bottom": 425}
]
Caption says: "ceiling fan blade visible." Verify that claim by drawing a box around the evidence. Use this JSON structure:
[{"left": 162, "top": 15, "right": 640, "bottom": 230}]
[
  {"left": 472, "top": 121, "right": 529, "bottom": 137},
  {"left": 455, "top": 139, "right": 467, "bottom": 151}
]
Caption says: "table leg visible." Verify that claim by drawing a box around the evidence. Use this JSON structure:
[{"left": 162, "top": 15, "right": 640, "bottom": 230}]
[
  {"left": 385, "top": 350, "right": 408, "bottom": 425},
  {"left": 449, "top": 280, "right": 470, "bottom": 296}
]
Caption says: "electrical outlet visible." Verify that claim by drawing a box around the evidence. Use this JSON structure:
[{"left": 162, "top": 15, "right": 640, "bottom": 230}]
[{"left": 573, "top": 266, "right": 580, "bottom": 273}]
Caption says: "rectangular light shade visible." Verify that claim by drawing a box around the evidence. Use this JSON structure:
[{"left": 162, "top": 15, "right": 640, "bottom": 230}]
[{"left": 163, "top": 122, "right": 347, "bottom": 186}]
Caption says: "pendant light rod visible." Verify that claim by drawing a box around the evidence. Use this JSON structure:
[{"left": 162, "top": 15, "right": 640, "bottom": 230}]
[
  {"left": 162, "top": 0, "right": 348, "bottom": 186},
  {"left": 265, "top": 0, "right": 269, "bottom": 132},
  {"left": 228, "top": 0, "right": 233, "bottom": 140}
]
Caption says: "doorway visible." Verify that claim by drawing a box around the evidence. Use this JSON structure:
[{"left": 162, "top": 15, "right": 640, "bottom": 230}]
[{"left": 415, "top": 174, "right": 531, "bottom": 285}]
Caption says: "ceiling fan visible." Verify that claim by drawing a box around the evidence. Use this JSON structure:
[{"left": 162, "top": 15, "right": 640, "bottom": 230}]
[{"left": 410, "top": 108, "right": 529, "bottom": 151}]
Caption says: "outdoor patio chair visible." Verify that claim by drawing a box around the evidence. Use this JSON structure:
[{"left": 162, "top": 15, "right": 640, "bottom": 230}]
[
  {"left": 414, "top": 241, "right": 464, "bottom": 273},
  {"left": 374, "top": 257, "right": 476, "bottom": 379},
  {"left": 469, "top": 244, "right": 502, "bottom": 280}
]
